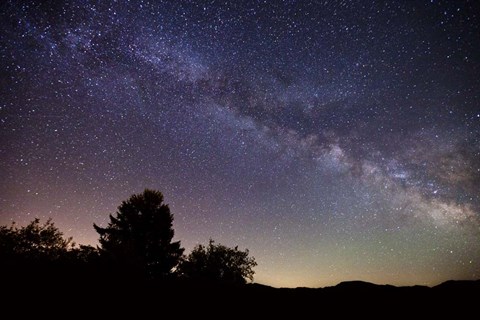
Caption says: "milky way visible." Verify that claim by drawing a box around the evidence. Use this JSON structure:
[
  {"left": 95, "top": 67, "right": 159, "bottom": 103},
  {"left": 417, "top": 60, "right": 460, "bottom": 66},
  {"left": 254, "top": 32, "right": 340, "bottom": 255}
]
[{"left": 1, "top": 0, "right": 479, "bottom": 287}]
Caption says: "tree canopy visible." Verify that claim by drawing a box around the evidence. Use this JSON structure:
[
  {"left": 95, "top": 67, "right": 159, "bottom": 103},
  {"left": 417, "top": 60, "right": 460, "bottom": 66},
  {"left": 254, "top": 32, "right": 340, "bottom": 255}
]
[
  {"left": 93, "top": 189, "right": 184, "bottom": 280},
  {"left": 0, "top": 218, "right": 74, "bottom": 264},
  {"left": 1, "top": 189, "right": 257, "bottom": 286},
  {"left": 178, "top": 239, "right": 257, "bottom": 284}
]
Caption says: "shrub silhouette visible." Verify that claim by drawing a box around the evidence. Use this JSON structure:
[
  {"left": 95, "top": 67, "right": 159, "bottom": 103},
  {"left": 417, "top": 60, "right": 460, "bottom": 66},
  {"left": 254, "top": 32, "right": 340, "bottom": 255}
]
[
  {"left": 0, "top": 218, "right": 74, "bottom": 264},
  {"left": 178, "top": 239, "right": 257, "bottom": 284},
  {"left": 94, "top": 189, "right": 184, "bottom": 280}
]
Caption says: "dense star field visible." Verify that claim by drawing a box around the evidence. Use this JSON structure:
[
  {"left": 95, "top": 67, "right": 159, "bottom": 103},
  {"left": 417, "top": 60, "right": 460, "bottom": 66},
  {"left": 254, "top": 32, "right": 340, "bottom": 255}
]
[{"left": 1, "top": 0, "right": 479, "bottom": 287}]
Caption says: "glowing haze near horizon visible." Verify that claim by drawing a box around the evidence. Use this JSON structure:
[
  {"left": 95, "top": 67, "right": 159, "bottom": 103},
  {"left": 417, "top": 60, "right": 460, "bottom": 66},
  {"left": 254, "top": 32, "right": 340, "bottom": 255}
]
[{"left": 1, "top": 0, "right": 479, "bottom": 288}]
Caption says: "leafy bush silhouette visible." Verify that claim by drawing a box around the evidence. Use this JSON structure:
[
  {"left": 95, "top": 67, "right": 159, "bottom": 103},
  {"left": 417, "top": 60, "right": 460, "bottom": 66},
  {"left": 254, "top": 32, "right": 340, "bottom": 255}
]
[
  {"left": 0, "top": 218, "right": 100, "bottom": 283},
  {"left": 94, "top": 189, "right": 184, "bottom": 280},
  {"left": 178, "top": 239, "right": 257, "bottom": 284},
  {"left": 0, "top": 218, "right": 74, "bottom": 265}
]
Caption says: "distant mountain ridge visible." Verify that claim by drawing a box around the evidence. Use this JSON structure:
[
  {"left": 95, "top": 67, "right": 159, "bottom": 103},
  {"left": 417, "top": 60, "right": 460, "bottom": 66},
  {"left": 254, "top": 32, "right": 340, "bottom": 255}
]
[{"left": 264, "top": 279, "right": 480, "bottom": 291}]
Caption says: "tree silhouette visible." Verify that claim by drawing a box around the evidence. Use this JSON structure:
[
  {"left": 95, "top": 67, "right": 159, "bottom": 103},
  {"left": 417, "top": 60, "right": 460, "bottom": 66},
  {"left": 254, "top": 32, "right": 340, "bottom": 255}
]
[
  {"left": 178, "top": 239, "right": 257, "bottom": 284},
  {"left": 94, "top": 189, "right": 184, "bottom": 280},
  {"left": 0, "top": 218, "right": 74, "bottom": 264}
]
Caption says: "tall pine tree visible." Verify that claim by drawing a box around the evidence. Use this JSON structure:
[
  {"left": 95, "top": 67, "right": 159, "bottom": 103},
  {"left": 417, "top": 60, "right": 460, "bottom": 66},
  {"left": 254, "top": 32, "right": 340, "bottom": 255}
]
[{"left": 94, "top": 189, "right": 184, "bottom": 280}]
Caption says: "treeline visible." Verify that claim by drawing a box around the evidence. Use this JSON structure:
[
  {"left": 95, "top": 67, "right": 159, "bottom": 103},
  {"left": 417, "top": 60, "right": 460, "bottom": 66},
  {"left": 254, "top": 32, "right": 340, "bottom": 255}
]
[{"left": 0, "top": 189, "right": 256, "bottom": 286}]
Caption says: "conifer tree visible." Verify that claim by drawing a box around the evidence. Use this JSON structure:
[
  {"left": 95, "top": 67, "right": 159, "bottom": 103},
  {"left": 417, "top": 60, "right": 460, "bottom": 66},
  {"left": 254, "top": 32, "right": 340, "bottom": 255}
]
[{"left": 94, "top": 189, "right": 184, "bottom": 279}]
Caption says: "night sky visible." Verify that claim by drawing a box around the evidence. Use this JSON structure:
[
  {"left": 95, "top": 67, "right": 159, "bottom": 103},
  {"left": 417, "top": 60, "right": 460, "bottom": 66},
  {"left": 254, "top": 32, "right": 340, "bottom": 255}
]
[{"left": 1, "top": 0, "right": 479, "bottom": 288}]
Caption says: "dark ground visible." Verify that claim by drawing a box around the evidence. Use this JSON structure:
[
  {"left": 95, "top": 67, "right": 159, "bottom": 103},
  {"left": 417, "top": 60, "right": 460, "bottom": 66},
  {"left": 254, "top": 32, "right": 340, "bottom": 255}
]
[{"left": 3, "top": 269, "right": 478, "bottom": 317}]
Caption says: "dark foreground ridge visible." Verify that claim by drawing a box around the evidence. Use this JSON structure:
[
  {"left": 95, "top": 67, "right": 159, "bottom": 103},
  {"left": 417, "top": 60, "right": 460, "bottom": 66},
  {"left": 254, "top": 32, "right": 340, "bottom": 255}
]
[{"left": 4, "top": 275, "right": 478, "bottom": 316}]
